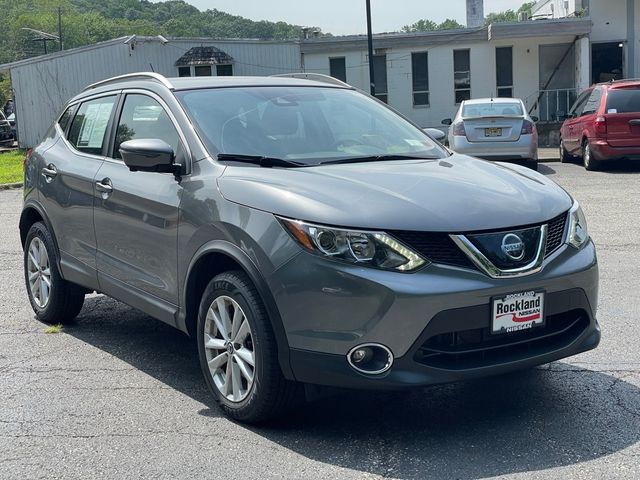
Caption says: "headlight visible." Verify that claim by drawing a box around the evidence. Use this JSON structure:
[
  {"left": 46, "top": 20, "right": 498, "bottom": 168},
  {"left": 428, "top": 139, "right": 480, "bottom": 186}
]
[
  {"left": 568, "top": 201, "right": 589, "bottom": 249},
  {"left": 278, "top": 218, "right": 427, "bottom": 272}
]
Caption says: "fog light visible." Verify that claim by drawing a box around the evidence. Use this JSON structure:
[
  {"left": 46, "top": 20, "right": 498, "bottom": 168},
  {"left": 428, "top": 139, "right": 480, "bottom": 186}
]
[
  {"left": 352, "top": 347, "right": 373, "bottom": 363},
  {"left": 347, "top": 343, "right": 394, "bottom": 375}
]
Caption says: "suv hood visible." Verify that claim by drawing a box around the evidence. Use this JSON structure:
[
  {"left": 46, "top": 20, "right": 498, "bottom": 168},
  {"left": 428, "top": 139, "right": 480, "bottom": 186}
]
[{"left": 217, "top": 155, "right": 572, "bottom": 232}]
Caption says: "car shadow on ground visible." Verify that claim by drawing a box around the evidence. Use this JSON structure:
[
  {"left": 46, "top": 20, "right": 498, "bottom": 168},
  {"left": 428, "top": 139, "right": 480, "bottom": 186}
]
[
  {"left": 66, "top": 296, "right": 640, "bottom": 479},
  {"left": 561, "top": 159, "right": 640, "bottom": 173},
  {"left": 537, "top": 163, "right": 556, "bottom": 175}
]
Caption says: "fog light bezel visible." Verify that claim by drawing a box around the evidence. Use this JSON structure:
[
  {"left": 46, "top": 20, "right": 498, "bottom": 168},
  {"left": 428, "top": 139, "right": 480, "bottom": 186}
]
[{"left": 347, "top": 343, "right": 394, "bottom": 375}]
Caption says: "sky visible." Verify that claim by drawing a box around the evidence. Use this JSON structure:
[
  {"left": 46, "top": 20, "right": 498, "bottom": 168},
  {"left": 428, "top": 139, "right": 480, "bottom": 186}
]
[{"left": 183, "top": 1, "right": 528, "bottom": 35}]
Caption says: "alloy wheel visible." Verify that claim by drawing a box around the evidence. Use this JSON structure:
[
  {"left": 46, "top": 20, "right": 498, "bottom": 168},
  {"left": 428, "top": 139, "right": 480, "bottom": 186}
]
[
  {"left": 26, "top": 237, "right": 51, "bottom": 308},
  {"left": 203, "top": 295, "right": 255, "bottom": 402}
]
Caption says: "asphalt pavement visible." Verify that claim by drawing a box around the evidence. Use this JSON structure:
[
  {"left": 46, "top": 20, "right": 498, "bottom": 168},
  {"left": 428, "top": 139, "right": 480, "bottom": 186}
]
[{"left": 1, "top": 162, "right": 639, "bottom": 479}]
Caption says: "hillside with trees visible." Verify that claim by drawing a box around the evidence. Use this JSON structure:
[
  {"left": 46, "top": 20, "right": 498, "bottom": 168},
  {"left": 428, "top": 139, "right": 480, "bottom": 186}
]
[{"left": 0, "top": 0, "right": 317, "bottom": 64}]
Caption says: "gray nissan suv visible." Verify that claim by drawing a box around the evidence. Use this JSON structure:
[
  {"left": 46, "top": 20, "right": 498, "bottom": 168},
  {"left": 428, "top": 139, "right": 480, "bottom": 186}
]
[{"left": 20, "top": 73, "right": 599, "bottom": 423}]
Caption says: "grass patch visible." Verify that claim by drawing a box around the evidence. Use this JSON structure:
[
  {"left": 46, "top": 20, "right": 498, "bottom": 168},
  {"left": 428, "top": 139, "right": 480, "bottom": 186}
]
[
  {"left": 43, "top": 324, "right": 63, "bottom": 334},
  {"left": 0, "top": 149, "right": 25, "bottom": 185}
]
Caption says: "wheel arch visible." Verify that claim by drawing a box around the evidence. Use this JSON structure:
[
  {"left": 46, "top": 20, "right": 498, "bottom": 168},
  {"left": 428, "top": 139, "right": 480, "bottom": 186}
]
[
  {"left": 19, "top": 202, "right": 61, "bottom": 265},
  {"left": 180, "top": 241, "right": 294, "bottom": 380}
]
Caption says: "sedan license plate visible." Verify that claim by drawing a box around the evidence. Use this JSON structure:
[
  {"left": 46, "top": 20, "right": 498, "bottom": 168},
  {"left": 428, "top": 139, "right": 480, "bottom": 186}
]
[
  {"left": 485, "top": 127, "right": 502, "bottom": 137},
  {"left": 492, "top": 291, "right": 544, "bottom": 334}
]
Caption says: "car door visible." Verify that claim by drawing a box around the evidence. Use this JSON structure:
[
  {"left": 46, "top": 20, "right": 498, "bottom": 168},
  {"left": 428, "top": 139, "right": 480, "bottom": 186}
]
[
  {"left": 564, "top": 90, "right": 590, "bottom": 154},
  {"left": 93, "top": 92, "right": 184, "bottom": 318},
  {"left": 37, "top": 94, "right": 117, "bottom": 290}
]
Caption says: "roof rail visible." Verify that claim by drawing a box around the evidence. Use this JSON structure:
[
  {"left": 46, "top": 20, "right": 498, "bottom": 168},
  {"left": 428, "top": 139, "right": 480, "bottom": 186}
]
[
  {"left": 84, "top": 72, "right": 174, "bottom": 92},
  {"left": 270, "top": 72, "right": 351, "bottom": 88},
  {"left": 608, "top": 77, "right": 640, "bottom": 84}
]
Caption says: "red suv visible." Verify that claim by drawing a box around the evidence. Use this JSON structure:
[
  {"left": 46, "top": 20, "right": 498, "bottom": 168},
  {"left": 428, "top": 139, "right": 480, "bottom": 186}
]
[{"left": 559, "top": 80, "right": 640, "bottom": 170}]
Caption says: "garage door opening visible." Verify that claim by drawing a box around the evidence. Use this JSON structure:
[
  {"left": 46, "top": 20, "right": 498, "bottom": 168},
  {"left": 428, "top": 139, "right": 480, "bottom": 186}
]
[{"left": 592, "top": 42, "right": 624, "bottom": 83}]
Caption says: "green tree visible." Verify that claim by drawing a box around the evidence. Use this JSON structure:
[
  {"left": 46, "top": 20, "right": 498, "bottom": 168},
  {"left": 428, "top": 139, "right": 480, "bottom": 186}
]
[
  {"left": 402, "top": 18, "right": 465, "bottom": 32},
  {"left": 485, "top": 1, "right": 536, "bottom": 25}
]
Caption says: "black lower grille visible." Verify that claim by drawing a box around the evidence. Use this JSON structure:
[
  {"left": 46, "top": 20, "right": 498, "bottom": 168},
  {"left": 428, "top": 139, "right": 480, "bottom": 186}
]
[{"left": 414, "top": 309, "right": 589, "bottom": 370}]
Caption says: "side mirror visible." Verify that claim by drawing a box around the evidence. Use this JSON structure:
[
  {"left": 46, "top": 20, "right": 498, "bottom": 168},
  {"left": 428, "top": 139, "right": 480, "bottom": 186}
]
[
  {"left": 423, "top": 128, "right": 446, "bottom": 141},
  {"left": 530, "top": 115, "right": 539, "bottom": 123},
  {"left": 441, "top": 118, "right": 453, "bottom": 126},
  {"left": 556, "top": 111, "right": 569, "bottom": 120},
  {"left": 119, "top": 139, "right": 177, "bottom": 173}
]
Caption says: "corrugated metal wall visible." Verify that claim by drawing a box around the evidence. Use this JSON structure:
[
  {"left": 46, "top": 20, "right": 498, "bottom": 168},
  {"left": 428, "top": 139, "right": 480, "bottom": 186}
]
[{"left": 10, "top": 38, "right": 301, "bottom": 147}]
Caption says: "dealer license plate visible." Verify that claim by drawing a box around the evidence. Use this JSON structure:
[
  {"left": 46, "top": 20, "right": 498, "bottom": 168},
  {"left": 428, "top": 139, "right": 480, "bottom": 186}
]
[
  {"left": 491, "top": 291, "right": 544, "bottom": 334},
  {"left": 485, "top": 127, "right": 502, "bottom": 137}
]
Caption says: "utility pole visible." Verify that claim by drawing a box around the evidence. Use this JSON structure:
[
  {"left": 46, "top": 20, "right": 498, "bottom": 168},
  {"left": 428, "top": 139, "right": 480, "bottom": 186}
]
[
  {"left": 58, "top": 7, "right": 64, "bottom": 51},
  {"left": 366, "top": 0, "right": 375, "bottom": 96}
]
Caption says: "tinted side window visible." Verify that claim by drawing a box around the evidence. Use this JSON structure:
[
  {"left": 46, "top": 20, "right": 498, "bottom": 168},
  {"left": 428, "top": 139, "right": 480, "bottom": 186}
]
[
  {"left": 58, "top": 106, "right": 74, "bottom": 134},
  {"left": 581, "top": 86, "right": 602, "bottom": 116},
  {"left": 67, "top": 96, "right": 116, "bottom": 155},
  {"left": 569, "top": 90, "right": 590, "bottom": 117},
  {"left": 114, "top": 94, "right": 180, "bottom": 159}
]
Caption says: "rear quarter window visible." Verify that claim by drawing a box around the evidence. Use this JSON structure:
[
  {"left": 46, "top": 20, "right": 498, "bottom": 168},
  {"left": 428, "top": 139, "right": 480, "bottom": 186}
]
[
  {"left": 606, "top": 87, "right": 640, "bottom": 114},
  {"left": 57, "top": 106, "right": 74, "bottom": 133},
  {"left": 67, "top": 96, "right": 116, "bottom": 155}
]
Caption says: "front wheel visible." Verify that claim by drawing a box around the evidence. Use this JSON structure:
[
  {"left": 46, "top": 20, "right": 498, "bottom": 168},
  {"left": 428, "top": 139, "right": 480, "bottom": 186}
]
[
  {"left": 196, "top": 271, "right": 299, "bottom": 423},
  {"left": 23, "top": 222, "right": 85, "bottom": 324}
]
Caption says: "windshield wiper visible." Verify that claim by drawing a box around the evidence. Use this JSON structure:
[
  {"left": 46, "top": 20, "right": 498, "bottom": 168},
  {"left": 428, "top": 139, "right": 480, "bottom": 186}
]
[
  {"left": 217, "top": 153, "right": 305, "bottom": 168},
  {"left": 319, "top": 154, "right": 440, "bottom": 165}
]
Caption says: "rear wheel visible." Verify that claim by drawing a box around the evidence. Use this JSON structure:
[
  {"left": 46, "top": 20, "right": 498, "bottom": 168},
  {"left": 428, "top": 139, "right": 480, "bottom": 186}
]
[
  {"left": 196, "top": 271, "right": 299, "bottom": 423},
  {"left": 583, "top": 140, "right": 600, "bottom": 171},
  {"left": 559, "top": 139, "right": 572, "bottom": 163},
  {"left": 24, "top": 222, "right": 85, "bottom": 324},
  {"left": 525, "top": 159, "right": 538, "bottom": 171}
]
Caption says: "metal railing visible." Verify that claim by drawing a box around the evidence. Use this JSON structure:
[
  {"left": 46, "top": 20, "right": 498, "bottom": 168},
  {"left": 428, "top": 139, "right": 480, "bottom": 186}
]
[{"left": 526, "top": 88, "right": 578, "bottom": 122}]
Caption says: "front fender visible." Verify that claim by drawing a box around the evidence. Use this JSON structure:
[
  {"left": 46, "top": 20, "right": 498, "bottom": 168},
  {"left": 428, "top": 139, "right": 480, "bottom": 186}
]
[{"left": 178, "top": 240, "right": 295, "bottom": 380}]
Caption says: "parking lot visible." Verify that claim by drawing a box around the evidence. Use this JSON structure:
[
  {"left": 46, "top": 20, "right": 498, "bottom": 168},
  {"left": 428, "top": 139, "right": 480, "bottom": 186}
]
[{"left": 1, "top": 162, "right": 639, "bottom": 480}]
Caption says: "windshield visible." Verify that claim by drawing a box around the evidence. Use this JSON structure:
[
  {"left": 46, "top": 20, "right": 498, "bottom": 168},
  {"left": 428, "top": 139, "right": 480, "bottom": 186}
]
[
  {"left": 606, "top": 87, "right": 640, "bottom": 113},
  {"left": 462, "top": 102, "right": 523, "bottom": 117},
  {"left": 176, "top": 86, "right": 446, "bottom": 165}
]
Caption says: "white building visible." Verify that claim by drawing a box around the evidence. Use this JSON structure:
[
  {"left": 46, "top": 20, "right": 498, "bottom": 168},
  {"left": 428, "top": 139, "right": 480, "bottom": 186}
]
[{"left": 2, "top": 0, "right": 639, "bottom": 147}]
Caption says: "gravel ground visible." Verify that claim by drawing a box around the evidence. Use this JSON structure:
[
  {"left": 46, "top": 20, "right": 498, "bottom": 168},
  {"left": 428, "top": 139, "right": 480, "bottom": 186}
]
[{"left": 0, "top": 162, "right": 639, "bottom": 479}]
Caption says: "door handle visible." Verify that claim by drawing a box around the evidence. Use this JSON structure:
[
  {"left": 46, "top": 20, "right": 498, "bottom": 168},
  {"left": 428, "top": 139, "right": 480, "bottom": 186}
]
[
  {"left": 95, "top": 178, "right": 113, "bottom": 196},
  {"left": 629, "top": 119, "right": 640, "bottom": 126},
  {"left": 41, "top": 164, "right": 57, "bottom": 182}
]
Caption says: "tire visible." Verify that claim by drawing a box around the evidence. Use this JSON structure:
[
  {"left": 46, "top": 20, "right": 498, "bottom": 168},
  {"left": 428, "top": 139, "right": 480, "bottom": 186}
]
[
  {"left": 559, "top": 139, "right": 572, "bottom": 163},
  {"left": 196, "top": 270, "right": 299, "bottom": 423},
  {"left": 525, "top": 159, "right": 539, "bottom": 171},
  {"left": 23, "top": 222, "right": 85, "bottom": 324},
  {"left": 583, "top": 140, "right": 600, "bottom": 171}
]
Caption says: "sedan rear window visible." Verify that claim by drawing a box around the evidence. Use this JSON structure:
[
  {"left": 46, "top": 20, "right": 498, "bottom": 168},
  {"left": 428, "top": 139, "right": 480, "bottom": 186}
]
[
  {"left": 462, "top": 102, "right": 523, "bottom": 117},
  {"left": 606, "top": 87, "right": 640, "bottom": 114}
]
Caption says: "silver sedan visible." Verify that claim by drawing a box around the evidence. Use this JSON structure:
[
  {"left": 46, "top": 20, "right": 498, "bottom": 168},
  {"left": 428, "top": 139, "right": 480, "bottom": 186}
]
[{"left": 443, "top": 98, "right": 539, "bottom": 170}]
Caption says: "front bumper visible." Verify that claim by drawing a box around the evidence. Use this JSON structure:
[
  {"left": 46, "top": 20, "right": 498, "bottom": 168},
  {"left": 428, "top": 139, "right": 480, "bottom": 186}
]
[
  {"left": 270, "top": 240, "right": 599, "bottom": 389},
  {"left": 451, "top": 134, "right": 537, "bottom": 160}
]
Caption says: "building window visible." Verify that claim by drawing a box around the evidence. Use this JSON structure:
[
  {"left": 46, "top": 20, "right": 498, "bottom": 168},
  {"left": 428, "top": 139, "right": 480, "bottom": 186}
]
[
  {"left": 453, "top": 49, "right": 471, "bottom": 104},
  {"left": 411, "top": 51, "right": 429, "bottom": 106},
  {"left": 329, "top": 57, "right": 347, "bottom": 82},
  {"left": 496, "top": 46, "right": 513, "bottom": 98},
  {"left": 372, "top": 54, "right": 388, "bottom": 103},
  {"left": 216, "top": 64, "right": 233, "bottom": 76},
  {"left": 178, "top": 66, "right": 191, "bottom": 77},
  {"left": 194, "top": 65, "right": 212, "bottom": 77}
]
